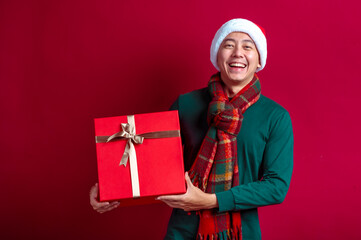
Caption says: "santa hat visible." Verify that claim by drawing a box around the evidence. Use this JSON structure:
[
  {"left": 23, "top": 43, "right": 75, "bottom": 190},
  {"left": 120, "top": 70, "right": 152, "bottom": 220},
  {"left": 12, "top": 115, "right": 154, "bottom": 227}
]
[{"left": 210, "top": 18, "right": 267, "bottom": 72}]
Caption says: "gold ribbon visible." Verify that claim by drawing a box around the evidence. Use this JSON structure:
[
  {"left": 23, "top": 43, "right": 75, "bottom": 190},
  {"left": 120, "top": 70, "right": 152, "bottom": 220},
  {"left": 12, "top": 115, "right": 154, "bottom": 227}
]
[{"left": 95, "top": 115, "right": 180, "bottom": 198}]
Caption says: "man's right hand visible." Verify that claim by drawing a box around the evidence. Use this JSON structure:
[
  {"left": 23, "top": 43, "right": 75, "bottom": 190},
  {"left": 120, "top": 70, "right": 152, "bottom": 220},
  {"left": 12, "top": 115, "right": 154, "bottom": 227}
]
[{"left": 89, "top": 183, "right": 120, "bottom": 213}]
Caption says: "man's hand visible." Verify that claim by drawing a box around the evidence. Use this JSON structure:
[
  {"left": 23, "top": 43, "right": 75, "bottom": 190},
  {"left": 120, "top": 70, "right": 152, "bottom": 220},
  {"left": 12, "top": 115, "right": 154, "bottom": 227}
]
[
  {"left": 89, "top": 183, "right": 120, "bottom": 213},
  {"left": 157, "top": 172, "right": 218, "bottom": 212}
]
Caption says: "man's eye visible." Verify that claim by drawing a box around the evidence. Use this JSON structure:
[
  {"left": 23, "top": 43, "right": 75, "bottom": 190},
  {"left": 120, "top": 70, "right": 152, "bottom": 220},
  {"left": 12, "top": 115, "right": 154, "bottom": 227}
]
[{"left": 225, "top": 44, "right": 234, "bottom": 48}]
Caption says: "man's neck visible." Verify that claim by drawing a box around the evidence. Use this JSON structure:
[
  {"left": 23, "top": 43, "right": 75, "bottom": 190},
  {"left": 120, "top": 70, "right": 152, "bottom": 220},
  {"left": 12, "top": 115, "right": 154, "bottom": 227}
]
[{"left": 223, "top": 79, "right": 252, "bottom": 98}]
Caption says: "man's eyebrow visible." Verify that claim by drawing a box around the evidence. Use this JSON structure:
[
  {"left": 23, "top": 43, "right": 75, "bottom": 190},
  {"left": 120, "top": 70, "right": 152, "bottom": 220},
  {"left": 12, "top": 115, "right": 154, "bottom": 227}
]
[
  {"left": 242, "top": 39, "right": 255, "bottom": 45},
  {"left": 223, "top": 38, "right": 255, "bottom": 45},
  {"left": 223, "top": 38, "right": 236, "bottom": 42}
]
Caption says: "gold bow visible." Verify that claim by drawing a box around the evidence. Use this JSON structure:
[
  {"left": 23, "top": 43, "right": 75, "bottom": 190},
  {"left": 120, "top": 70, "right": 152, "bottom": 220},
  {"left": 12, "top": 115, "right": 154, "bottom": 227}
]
[{"left": 106, "top": 122, "right": 144, "bottom": 166}]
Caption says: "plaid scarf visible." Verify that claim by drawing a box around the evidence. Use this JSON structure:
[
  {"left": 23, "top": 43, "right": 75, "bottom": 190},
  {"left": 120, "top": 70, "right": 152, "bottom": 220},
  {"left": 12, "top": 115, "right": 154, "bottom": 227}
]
[{"left": 188, "top": 72, "right": 261, "bottom": 240}]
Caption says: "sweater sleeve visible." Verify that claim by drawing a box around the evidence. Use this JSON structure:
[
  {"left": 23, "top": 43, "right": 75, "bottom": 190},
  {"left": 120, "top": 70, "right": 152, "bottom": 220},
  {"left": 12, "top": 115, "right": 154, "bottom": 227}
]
[{"left": 216, "top": 111, "right": 294, "bottom": 212}]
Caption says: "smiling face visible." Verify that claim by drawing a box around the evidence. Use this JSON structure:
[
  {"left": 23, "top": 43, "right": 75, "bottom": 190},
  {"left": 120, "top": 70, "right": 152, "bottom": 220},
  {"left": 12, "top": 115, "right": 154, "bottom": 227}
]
[{"left": 217, "top": 32, "right": 261, "bottom": 89}]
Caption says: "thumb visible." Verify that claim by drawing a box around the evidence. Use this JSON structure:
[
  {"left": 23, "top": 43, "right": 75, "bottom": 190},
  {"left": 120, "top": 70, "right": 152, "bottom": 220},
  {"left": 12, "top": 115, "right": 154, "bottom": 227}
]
[
  {"left": 90, "top": 183, "right": 99, "bottom": 198},
  {"left": 185, "top": 172, "right": 193, "bottom": 189}
]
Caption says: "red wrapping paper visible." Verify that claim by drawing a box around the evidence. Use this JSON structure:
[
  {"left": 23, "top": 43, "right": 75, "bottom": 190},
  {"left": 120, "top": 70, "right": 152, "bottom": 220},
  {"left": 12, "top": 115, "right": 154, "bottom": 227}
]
[{"left": 94, "top": 110, "right": 185, "bottom": 206}]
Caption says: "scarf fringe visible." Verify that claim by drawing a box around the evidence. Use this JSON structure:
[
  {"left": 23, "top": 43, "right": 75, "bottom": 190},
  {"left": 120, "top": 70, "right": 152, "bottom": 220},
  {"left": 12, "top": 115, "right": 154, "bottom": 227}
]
[{"left": 197, "top": 225, "right": 242, "bottom": 240}]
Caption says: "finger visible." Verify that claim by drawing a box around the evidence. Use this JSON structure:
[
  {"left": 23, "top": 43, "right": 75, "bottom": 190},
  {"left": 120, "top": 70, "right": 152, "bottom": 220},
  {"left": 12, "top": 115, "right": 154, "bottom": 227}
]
[
  {"left": 101, "top": 201, "right": 119, "bottom": 208},
  {"left": 91, "top": 199, "right": 110, "bottom": 209},
  {"left": 98, "top": 201, "right": 120, "bottom": 212},
  {"left": 106, "top": 201, "right": 120, "bottom": 208},
  {"left": 90, "top": 183, "right": 111, "bottom": 209},
  {"left": 185, "top": 172, "right": 193, "bottom": 189},
  {"left": 89, "top": 183, "right": 99, "bottom": 198},
  {"left": 98, "top": 202, "right": 120, "bottom": 213},
  {"left": 157, "top": 195, "right": 183, "bottom": 201},
  {"left": 95, "top": 203, "right": 114, "bottom": 212},
  {"left": 160, "top": 200, "right": 183, "bottom": 209}
]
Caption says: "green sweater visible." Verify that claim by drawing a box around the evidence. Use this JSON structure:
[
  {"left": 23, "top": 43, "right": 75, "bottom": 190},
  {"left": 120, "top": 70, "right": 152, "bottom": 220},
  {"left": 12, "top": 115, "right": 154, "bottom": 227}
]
[{"left": 165, "top": 87, "right": 293, "bottom": 240}]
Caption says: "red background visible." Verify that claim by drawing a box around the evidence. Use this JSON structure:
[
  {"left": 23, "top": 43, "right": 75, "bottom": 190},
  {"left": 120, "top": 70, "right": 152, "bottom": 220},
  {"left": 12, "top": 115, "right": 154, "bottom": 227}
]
[{"left": 1, "top": 0, "right": 361, "bottom": 239}]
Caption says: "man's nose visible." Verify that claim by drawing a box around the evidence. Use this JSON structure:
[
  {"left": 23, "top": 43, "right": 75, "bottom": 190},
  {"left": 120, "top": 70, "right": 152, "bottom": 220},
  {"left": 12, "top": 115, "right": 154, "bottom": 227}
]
[{"left": 232, "top": 46, "right": 244, "bottom": 58}]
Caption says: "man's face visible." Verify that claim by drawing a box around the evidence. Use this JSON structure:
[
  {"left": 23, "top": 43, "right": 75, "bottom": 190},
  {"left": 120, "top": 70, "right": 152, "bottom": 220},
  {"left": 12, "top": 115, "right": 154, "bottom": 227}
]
[{"left": 217, "top": 32, "right": 261, "bottom": 86}]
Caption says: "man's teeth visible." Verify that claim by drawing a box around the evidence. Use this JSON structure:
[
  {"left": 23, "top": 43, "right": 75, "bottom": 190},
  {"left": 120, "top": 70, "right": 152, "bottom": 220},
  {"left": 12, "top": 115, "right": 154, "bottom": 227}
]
[{"left": 229, "top": 63, "right": 246, "bottom": 68}]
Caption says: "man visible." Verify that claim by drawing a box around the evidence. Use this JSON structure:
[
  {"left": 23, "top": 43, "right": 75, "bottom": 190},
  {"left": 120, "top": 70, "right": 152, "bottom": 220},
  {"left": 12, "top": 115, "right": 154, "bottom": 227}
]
[{"left": 90, "top": 18, "right": 293, "bottom": 240}]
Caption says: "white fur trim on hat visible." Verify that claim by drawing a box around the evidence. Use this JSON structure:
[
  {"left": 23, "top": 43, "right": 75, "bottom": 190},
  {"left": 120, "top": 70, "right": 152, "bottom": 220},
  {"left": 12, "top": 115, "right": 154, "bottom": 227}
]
[{"left": 210, "top": 18, "right": 267, "bottom": 72}]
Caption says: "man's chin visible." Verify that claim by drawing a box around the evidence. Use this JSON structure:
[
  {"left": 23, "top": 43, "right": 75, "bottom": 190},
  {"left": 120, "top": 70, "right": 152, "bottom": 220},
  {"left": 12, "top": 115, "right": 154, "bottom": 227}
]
[{"left": 229, "top": 76, "right": 247, "bottom": 83}]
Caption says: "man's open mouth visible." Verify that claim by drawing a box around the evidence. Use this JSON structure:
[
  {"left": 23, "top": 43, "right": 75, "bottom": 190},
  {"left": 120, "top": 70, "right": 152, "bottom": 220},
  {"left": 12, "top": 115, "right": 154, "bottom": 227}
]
[{"left": 229, "top": 62, "right": 246, "bottom": 68}]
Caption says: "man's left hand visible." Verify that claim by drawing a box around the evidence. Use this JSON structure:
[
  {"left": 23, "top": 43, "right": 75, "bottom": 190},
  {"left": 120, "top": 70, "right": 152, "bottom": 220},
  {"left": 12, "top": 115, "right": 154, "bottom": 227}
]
[{"left": 156, "top": 172, "right": 218, "bottom": 211}]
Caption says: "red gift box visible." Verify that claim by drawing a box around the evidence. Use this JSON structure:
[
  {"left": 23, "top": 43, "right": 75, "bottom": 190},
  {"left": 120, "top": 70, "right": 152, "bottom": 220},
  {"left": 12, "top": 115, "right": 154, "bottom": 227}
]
[{"left": 94, "top": 110, "right": 185, "bottom": 206}]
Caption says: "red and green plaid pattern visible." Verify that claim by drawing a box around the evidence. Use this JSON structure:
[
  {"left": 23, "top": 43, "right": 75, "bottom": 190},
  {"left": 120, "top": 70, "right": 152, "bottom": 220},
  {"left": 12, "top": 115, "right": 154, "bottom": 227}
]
[{"left": 188, "top": 73, "right": 261, "bottom": 240}]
